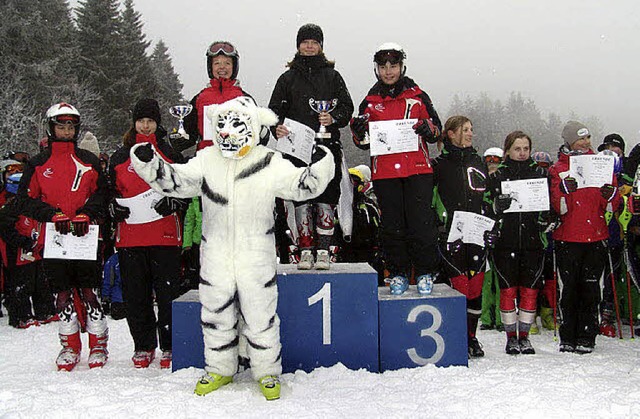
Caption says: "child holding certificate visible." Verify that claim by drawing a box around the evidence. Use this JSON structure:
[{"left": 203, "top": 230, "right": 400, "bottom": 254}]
[
  {"left": 485, "top": 131, "right": 550, "bottom": 355},
  {"left": 350, "top": 42, "right": 442, "bottom": 296}
]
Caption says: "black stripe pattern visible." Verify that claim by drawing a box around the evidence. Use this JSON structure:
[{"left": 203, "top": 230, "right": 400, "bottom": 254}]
[
  {"left": 201, "top": 179, "right": 228, "bottom": 205},
  {"left": 235, "top": 152, "right": 274, "bottom": 181}
]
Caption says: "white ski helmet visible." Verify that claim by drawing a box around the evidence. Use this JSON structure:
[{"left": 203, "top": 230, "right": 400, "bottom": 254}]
[
  {"left": 45, "top": 102, "right": 81, "bottom": 141},
  {"left": 483, "top": 147, "right": 504, "bottom": 159},
  {"left": 373, "top": 42, "right": 407, "bottom": 80}
]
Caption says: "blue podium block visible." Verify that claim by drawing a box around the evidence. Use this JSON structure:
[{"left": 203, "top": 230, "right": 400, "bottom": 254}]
[
  {"left": 378, "top": 284, "right": 468, "bottom": 371},
  {"left": 277, "top": 263, "right": 379, "bottom": 373},
  {"left": 172, "top": 263, "right": 379, "bottom": 373}
]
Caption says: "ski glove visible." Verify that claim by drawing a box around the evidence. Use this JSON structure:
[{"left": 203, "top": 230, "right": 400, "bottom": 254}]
[
  {"left": 629, "top": 195, "right": 640, "bottom": 214},
  {"left": 560, "top": 176, "right": 578, "bottom": 194},
  {"left": 134, "top": 143, "right": 154, "bottom": 163},
  {"left": 16, "top": 235, "right": 36, "bottom": 251},
  {"left": 72, "top": 214, "right": 91, "bottom": 237},
  {"left": 413, "top": 119, "right": 437, "bottom": 144},
  {"left": 109, "top": 201, "right": 131, "bottom": 223},
  {"left": 154, "top": 197, "right": 189, "bottom": 217},
  {"left": 349, "top": 115, "right": 369, "bottom": 142},
  {"left": 600, "top": 184, "right": 616, "bottom": 201},
  {"left": 52, "top": 212, "right": 71, "bottom": 234},
  {"left": 493, "top": 194, "right": 513, "bottom": 214},
  {"left": 447, "top": 238, "right": 464, "bottom": 254},
  {"left": 483, "top": 229, "right": 499, "bottom": 249},
  {"left": 169, "top": 132, "right": 195, "bottom": 153}
]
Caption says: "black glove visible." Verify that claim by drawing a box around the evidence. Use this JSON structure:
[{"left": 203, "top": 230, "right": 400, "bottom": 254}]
[
  {"left": 630, "top": 195, "right": 640, "bottom": 215},
  {"left": 169, "top": 132, "right": 195, "bottom": 153},
  {"left": 134, "top": 143, "right": 154, "bottom": 163},
  {"left": 413, "top": 119, "right": 437, "bottom": 144},
  {"left": 154, "top": 196, "right": 189, "bottom": 217},
  {"left": 350, "top": 115, "right": 369, "bottom": 140},
  {"left": 109, "top": 201, "right": 131, "bottom": 223},
  {"left": 16, "top": 235, "right": 36, "bottom": 251},
  {"left": 494, "top": 194, "right": 513, "bottom": 213},
  {"left": 600, "top": 184, "right": 616, "bottom": 201},
  {"left": 447, "top": 238, "right": 464, "bottom": 254},
  {"left": 560, "top": 176, "right": 578, "bottom": 194},
  {"left": 311, "top": 144, "right": 327, "bottom": 164},
  {"left": 483, "top": 229, "right": 499, "bottom": 249}
]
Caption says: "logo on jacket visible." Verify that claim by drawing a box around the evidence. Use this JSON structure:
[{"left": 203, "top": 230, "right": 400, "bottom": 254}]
[
  {"left": 373, "top": 103, "right": 385, "bottom": 112},
  {"left": 128, "top": 163, "right": 135, "bottom": 173},
  {"left": 43, "top": 168, "right": 54, "bottom": 178}
]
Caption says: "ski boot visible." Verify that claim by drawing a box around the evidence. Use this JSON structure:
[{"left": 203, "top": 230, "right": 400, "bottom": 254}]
[
  {"left": 57, "top": 332, "right": 82, "bottom": 371},
  {"left": 315, "top": 249, "right": 331, "bottom": 270},
  {"left": 575, "top": 339, "right": 594, "bottom": 354},
  {"left": 416, "top": 274, "right": 435, "bottom": 295},
  {"left": 160, "top": 350, "right": 172, "bottom": 369},
  {"left": 505, "top": 336, "right": 520, "bottom": 355},
  {"left": 559, "top": 342, "right": 575, "bottom": 353},
  {"left": 132, "top": 350, "right": 155, "bottom": 368},
  {"left": 88, "top": 331, "right": 109, "bottom": 369},
  {"left": 388, "top": 275, "right": 409, "bottom": 295},
  {"left": 468, "top": 337, "right": 485, "bottom": 358},
  {"left": 17, "top": 318, "right": 40, "bottom": 329},
  {"left": 194, "top": 372, "right": 233, "bottom": 396},
  {"left": 519, "top": 336, "right": 535, "bottom": 355},
  {"left": 540, "top": 306, "right": 555, "bottom": 330},
  {"left": 259, "top": 375, "right": 281, "bottom": 401},
  {"left": 297, "top": 250, "right": 314, "bottom": 270},
  {"left": 599, "top": 320, "right": 616, "bottom": 338}
]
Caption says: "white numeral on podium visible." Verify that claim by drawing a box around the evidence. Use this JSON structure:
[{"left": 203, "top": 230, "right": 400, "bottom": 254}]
[
  {"left": 307, "top": 282, "right": 332, "bottom": 345},
  {"left": 406, "top": 304, "right": 445, "bottom": 364}
]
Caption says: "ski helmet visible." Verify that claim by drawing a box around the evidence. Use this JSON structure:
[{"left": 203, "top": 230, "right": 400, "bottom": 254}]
[
  {"left": 373, "top": 42, "right": 407, "bottom": 80},
  {"left": 45, "top": 102, "right": 81, "bottom": 141},
  {"left": 483, "top": 147, "right": 504, "bottom": 158},
  {"left": 531, "top": 151, "right": 553, "bottom": 167},
  {"left": 206, "top": 41, "right": 239, "bottom": 80},
  {"left": 5, "top": 172, "right": 22, "bottom": 195}
]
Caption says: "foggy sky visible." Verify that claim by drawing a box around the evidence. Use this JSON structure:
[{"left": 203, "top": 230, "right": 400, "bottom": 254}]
[{"left": 73, "top": 0, "right": 640, "bottom": 149}]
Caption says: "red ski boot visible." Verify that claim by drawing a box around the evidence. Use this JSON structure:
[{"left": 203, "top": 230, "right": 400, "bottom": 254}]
[
  {"left": 88, "top": 331, "right": 109, "bottom": 369},
  {"left": 57, "top": 332, "right": 82, "bottom": 371}
]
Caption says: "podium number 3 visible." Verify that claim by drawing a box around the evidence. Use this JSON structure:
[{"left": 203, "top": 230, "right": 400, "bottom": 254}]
[
  {"left": 406, "top": 304, "right": 445, "bottom": 364},
  {"left": 307, "top": 283, "right": 331, "bottom": 345}
]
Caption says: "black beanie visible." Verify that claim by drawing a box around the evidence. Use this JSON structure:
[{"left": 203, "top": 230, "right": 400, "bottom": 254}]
[
  {"left": 132, "top": 98, "right": 161, "bottom": 125},
  {"left": 297, "top": 24, "right": 323, "bottom": 48}
]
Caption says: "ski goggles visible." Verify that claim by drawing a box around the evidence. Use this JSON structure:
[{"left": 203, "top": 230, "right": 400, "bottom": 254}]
[
  {"left": 3, "top": 163, "right": 23, "bottom": 175},
  {"left": 484, "top": 155, "right": 501, "bottom": 164},
  {"left": 374, "top": 50, "right": 404, "bottom": 65},
  {"left": 207, "top": 42, "right": 237, "bottom": 57},
  {"left": 535, "top": 161, "right": 551, "bottom": 169},
  {"left": 51, "top": 114, "right": 80, "bottom": 126}
]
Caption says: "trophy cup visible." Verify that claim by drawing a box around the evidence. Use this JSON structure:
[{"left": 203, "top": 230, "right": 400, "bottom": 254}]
[
  {"left": 309, "top": 98, "right": 338, "bottom": 139},
  {"left": 169, "top": 104, "right": 193, "bottom": 137}
]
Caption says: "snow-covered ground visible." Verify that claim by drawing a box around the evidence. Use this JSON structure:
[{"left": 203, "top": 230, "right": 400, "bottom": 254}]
[{"left": 1, "top": 314, "right": 640, "bottom": 418}]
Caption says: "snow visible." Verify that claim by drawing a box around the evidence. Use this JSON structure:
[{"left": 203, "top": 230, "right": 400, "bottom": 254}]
[{"left": 2, "top": 316, "right": 640, "bottom": 418}]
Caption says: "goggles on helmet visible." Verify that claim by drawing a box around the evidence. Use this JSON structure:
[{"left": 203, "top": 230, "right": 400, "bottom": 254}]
[
  {"left": 536, "top": 161, "right": 551, "bottom": 169},
  {"left": 51, "top": 114, "right": 80, "bottom": 126},
  {"left": 3, "top": 163, "right": 23, "bottom": 175},
  {"left": 207, "top": 42, "right": 238, "bottom": 57},
  {"left": 484, "top": 155, "right": 501, "bottom": 164},
  {"left": 374, "top": 49, "right": 404, "bottom": 65}
]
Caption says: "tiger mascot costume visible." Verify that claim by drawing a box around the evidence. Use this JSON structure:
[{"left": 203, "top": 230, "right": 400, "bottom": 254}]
[{"left": 130, "top": 96, "right": 335, "bottom": 400}]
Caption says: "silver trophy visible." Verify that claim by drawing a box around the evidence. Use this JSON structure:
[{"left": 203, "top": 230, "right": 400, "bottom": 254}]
[
  {"left": 169, "top": 104, "right": 193, "bottom": 137},
  {"left": 309, "top": 98, "right": 338, "bottom": 139}
]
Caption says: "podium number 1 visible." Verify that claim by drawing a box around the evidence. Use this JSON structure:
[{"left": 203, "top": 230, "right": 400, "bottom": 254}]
[{"left": 308, "top": 282, "right": 331, "bottom": 345}]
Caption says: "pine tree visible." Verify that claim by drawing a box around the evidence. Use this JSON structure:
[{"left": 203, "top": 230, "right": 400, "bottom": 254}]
[{"left": 150, "top": 40, "right": 184, "bottom": 131}]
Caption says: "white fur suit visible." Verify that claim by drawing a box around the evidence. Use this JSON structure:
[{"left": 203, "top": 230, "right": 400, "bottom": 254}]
[{"left": 130, "top": 97, "right": 335, "bottom": 379}]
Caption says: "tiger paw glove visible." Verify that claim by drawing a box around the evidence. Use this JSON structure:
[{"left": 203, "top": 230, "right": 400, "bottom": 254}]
[
  {"left": 72, "top": 214, "right": 90, "bottom": 237},
  {"left": 52, "top": 213, "right": 71, "bottom": 234},
  {"left": 134, "top": 143, "right": 155, "bottom": 163},
  {"left": 560, "top": 176, "right": 578, "bottom": 194}
]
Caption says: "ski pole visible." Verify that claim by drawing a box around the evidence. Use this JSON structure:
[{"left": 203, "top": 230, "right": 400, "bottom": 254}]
[
  {"left": 619, "top": 195, "right": 635, "bottom": 339},
  {"left": 552, "top": 246, "right": 558, "bottom": 341},
  {"left": 606, "top": 245, "right": 624, "bottom": 339}
]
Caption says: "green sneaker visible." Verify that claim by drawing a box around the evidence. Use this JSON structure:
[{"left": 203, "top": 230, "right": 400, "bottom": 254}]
[
  {"left": 529, "top": 320, "right": 540, "bottom": 335},
  {"left": 259, "top": 375, "right": 281, "bottom": 400},
  {"left": 540, "top": 307, "right": 555, "bottom": 330},
  {"left": 194, "top": 372, "right": 233, "bottom": 396}
]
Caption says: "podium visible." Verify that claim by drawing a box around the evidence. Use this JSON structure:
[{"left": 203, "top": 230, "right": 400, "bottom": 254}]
[{"left": 172, "top": 264, "right": 468, "bottom": 373}]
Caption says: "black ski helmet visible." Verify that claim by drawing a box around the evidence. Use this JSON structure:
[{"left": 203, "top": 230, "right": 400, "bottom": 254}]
[{"left": 206, "top": 41, "right": 239, "bottom": 80}]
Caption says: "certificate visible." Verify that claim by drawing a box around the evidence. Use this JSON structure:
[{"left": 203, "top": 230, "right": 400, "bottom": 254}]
[
  {"left": 447, "top": 211, "right": 495, "bottom": 247},
  {"left": 501, "top": 178, "right": 550, "bottom": 213},
  {"left": 277, "top": 118, "right": 316, "bottom": 164},
  {"left": 369, "top": 119, "right": 419, "bottom": 156},
  {"left": 569, "top": 155, "right": 614, "bottom": 188},
  {"left": 116, "top": 189, "right": 164, "bottom": 224},
  {"left": 43, "top": 223, "right": 99, "bottom": 261}
]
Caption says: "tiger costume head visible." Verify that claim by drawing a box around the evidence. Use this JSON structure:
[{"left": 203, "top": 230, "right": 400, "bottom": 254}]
[{"left": 207, "top": 97, "right": 278, "bottom": 159}]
